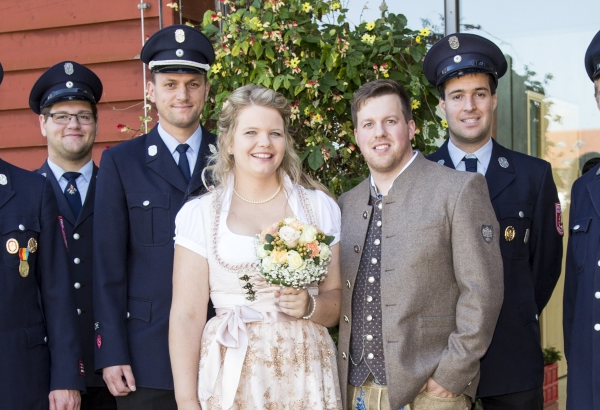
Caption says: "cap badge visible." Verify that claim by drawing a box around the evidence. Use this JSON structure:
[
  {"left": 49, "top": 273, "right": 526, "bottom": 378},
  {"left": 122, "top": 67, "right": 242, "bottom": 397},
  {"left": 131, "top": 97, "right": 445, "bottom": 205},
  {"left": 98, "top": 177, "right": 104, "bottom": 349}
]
[
  {"left": 66, "top": 81, "right": 74, "bottom": 89},
  {"left": 454, "top": 55, "right": 462, "bottom": 63},
  {"left": 209, "top": 143, "right": 217, "bottom": 154},
  {"left": 481, "top": 225, "right": 493, "bottom": 243},
  {"left": 498, "top": 157, "right": 509, "bottom": 168},
  {"left": 176, "top": 49, "right": 184, "bottom": 57},
  {"left": 437, "top": 159, "right": 445, "bottom": 165},
  {"left": 64, "top": 62, "right": 74, "bottom": 75},
  {"left": 448, "top": 36, "right": 460, "bottom": 50},
  {"left": 148, "top": 145, "right": 158, "bottom": 156},
  {"left": 175, "top": 29, "right": 185, "bottom": 43},
  {"left": 0, "top": 174, "right": 7, "bottom": 185}
]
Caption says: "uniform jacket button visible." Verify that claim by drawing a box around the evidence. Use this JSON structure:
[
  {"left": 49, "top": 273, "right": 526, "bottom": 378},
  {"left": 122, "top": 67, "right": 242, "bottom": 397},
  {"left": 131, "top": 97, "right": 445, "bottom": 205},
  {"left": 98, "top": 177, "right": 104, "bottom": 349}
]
[
  {"left": 342, "top": 352, "right": 347, "bottom": 359},
  {"left": 18, "top": 224, "right": 25, "bottom": 231},
  {"left": 43, "top": 336, "right": 48, "bottom": 343},
  {"left": 73, "top": 233, "right": 80, "bottom": 240},
  {"left": 354, "top": 245, "right": 361, "bottom": 253},
  {"left": 346, "top": 280, "right": 351, "bottom": 288},
  {"left": 74, "top": 282, "right": 81, "bottom": 289},
  {"left": 127, "top": 312, "right": 131, "bottom": 318},
  {"left": 143, "top": 200, "right": 150, "bottom": 206},
  {"left": 343, "top": 315, "right": 349, "bottom": 323},
  {"left": 363, "top": 212, "right": 368, "bottom": 219},
  {"left": 77, "top": 309, "right": 82, "bottom": 315},
  {"left": 74, "top": 258, "right": 81, "bottom": 264}
]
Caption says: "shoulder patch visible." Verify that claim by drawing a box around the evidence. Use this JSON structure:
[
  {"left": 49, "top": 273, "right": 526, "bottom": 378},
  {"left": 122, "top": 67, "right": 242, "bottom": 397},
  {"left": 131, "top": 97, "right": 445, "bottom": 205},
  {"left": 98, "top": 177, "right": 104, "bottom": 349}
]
[
  {"left": 555, "top": 202, "right": 564, "bottom": 235},
  {"left": 482, "top": 225, "right": 493, "bottom": 243}
]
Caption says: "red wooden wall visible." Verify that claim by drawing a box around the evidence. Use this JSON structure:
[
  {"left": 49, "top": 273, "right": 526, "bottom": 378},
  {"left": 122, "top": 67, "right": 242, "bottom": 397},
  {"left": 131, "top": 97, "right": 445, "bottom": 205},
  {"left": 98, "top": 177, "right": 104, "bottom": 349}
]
[{"left": 0, "top": 0, "right": 212, "bottom": 170}]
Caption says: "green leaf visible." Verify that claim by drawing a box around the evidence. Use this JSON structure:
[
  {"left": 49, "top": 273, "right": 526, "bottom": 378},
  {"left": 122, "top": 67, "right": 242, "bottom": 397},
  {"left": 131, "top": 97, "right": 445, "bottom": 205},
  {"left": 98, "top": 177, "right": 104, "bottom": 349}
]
[
  {"left": 265, "top": 234, "right": 274, "bottom": 243},
  {"left": 308, "top": 148, "right": 324, "bottom": 170},
  {"left": 264, "top": 244, "right": 274, "bottom": 251},
  {"left": 346, "top": 64, "right": 357, "bottom": 79},
  {"left": 410, "top": 47, "right": 423, "bottom": 62},
  {"left": 324, "top": 235, "right": 335, "bottom": 245},
  {"left": 273, "top": 75, "right": 284, "bottom": 91},
  {"left": 202, "top": 10, "right": 214, "bottom": 28},
  {"left": 241, "top": 41, "right": 249, "bottom": 55},
  {"left": 265, "top": 45, "right": 275, "bottom": 61},
  {"left": 303, "top": 34, "right": 321, "bottom": 43},
  {"left": 335, "top": 101, "right": 346, "bottom": 115},
  {"left": 252, "top": 42, "right": 264, "bottom": 58},
  {"left": 321, "top": 72, "right": 337, "bottom": 87},
  {"left": 232, "top": 42, "right": 241, "bottom": 57}
]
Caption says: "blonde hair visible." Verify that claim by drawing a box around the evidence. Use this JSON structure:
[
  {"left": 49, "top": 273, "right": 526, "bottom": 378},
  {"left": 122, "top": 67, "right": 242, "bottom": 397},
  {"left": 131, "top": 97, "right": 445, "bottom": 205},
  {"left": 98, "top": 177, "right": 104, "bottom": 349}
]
[{"left": 207, "top": 85, "right": 333, "bottom": 197}]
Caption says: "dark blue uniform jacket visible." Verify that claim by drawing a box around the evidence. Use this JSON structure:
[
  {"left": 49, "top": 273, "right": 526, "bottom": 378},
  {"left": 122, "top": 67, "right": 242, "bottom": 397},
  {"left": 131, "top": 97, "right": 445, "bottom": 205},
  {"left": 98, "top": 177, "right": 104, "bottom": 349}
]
[
  {"left": 38, "top": 160, "right": 105, "bottom": 388},
  {"left": 428, "top": 139, "right": 563, "bottom": 397},
  {"left": 564, "top": 162, "right": 600, "bottom": 409},
  {"left": 0, "top": 158, "right": 85, "bottom": 409},
  {"left": 93, "top": 125, "right": 216, "bottom": 390}
]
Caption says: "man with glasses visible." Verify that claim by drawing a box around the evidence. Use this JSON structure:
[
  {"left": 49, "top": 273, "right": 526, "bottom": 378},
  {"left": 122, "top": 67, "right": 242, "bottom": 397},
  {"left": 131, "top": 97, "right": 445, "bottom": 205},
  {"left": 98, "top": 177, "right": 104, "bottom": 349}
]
[
  {"left": 0, "top": 60, "right": 85, "bottom": 409},
  {"left": 425, "top": 33, "right": 563, "bottom": 409},
  {"left": 93, "top": 25, "right": 216, "bottom": 409},
  {"left": 30, "top": 61, "right": 117, "bottom": 410},
  {"left": 563, "top": 29, "right": 600, "bottom": 409}
]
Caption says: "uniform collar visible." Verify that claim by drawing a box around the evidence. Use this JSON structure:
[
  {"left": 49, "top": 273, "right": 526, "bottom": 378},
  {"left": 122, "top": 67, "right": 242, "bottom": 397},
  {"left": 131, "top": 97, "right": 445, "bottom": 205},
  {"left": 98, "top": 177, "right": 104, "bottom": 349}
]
[
  {"left": 448, "top": 137, "right": 493, "bottom": 174},
  {"left": 157, "top": 123, "right": 202, "bottom": 155},
  {"left": 47, "top": 157, "right": 94, "bottom": 183}
]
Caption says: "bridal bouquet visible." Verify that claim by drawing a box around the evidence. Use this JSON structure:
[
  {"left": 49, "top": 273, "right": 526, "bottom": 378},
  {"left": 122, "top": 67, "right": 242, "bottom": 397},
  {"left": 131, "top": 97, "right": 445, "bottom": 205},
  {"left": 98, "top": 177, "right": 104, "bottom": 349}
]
[{"left": 255, "top": 217, "right": 335, "bottom": 288}]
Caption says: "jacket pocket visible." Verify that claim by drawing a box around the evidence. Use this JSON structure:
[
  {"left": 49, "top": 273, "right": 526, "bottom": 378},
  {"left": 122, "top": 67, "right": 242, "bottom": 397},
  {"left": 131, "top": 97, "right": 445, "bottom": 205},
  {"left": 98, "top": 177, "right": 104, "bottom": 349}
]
[
  {"left": 126, "top": 193, "right": 171, "bottom": 246},
  {"left": 0, "top": 216, "right": 41, "bottom": 269},
  {"left": 571, "top": 217, "right": 591, "bottom": 273},
  {"left": 127, "top": 298, "right": 152, "bottom": 323},
  {"left": 24, "top": 322, "right": 48, "bottom": 348},
  {"left": 497, "top": 203, "right": 533, "bottom": 260},
  {"left": 518, "top": 302, "right": 539, "bottom": 326}
]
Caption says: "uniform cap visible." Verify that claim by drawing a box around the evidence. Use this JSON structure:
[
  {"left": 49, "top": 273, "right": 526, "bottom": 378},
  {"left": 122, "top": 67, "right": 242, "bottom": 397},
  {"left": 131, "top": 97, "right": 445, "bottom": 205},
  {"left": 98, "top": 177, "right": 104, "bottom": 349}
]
[
  {"left": 141, "top": 25, "right": 215, "bottom": 74},
  {"left": 29, "top": 61, "right": 103, "bottom": 114},
  {"left": 585, "top": 30, "right": 600, "bottom": 81},
  {"left": 423, "top": 33, "right": 507, "bottom": 87}
]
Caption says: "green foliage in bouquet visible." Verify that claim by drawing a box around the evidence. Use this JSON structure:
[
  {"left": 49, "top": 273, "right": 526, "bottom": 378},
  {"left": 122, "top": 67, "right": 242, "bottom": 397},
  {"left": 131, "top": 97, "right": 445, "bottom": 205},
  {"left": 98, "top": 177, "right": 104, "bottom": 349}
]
[{"left": 200, "top": 0, "right": 445, "bottom": 195}]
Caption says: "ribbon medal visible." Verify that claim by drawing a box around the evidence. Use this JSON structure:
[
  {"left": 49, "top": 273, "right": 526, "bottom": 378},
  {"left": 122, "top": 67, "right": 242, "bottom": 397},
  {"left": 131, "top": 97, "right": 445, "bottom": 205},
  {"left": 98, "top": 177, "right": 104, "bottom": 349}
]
[{"left": 18, "top": 248, "right": 29, "bottom": 277}]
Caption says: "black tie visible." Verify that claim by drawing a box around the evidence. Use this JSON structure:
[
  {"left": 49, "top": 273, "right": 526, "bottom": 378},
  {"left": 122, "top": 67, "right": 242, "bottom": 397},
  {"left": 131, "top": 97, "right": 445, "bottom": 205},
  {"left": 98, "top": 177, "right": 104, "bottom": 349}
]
[
  {"left": 463, "top": 156, "right": 478, "bottom": 173},
  {"left": 176, "top": 144, "right": 191, "bottom": 182},
  {"left": 63, "top": 172, "right": 82, "bottom": 218}
]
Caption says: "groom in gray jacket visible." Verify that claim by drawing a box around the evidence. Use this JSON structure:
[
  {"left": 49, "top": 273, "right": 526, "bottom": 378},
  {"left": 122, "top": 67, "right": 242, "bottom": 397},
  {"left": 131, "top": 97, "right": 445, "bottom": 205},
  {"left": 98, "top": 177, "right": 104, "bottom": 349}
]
[{"left": 337, "top": 79, "right": 504, "bottom": 410}]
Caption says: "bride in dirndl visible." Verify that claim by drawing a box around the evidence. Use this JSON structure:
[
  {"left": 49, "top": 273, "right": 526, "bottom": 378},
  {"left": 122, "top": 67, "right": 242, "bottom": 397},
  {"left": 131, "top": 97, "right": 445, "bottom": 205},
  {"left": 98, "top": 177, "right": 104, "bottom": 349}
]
[{"left": 169, "top": 84, "right": 343, "bottom": 410}]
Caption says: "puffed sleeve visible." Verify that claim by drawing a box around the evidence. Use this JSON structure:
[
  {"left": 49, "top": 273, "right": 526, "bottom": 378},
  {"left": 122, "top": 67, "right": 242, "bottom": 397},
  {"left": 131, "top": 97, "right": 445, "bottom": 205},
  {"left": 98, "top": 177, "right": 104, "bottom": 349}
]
[
  {"left": 313, "top": 190, "right": 342, "bottom": 246},
  {"left": 174, "top": 197, "right": 208, "bottom": 257}
]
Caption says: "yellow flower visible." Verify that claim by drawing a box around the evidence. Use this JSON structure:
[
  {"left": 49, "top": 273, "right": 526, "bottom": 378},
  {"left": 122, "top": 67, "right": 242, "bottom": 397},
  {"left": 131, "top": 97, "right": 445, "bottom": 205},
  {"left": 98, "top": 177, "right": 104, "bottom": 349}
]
[
  {"left": 441, "top": 119, "right": 448, "bottom": 128},
  {"left": 331, "top": 1, "right": 341, "bottom": 10},
  {"left": 211, "top": 62, "right": 223, "bottom": 75},
  {"left": 366, "top": 21, "right": 376, "bottom": 31},
  {"left": 289, "top": 57, "right": 300, "bottom": 69},
  {"left": 383, "top": 72, "right": 389, "bottom": 78},
  {"left": 361, "top": 34, "right": 376, "bottom": 45},
  {"left": 415, "top": 35, "right": 421, "bottom": 44},
  {"left": 302, "top": 2, "right": 312, "bottom": 12},
  {"left": 420, "top": 27, "right": 431, "bottom": 36},
  {"left": 411, "top": 100, "right": 420, "bottom": 110}
]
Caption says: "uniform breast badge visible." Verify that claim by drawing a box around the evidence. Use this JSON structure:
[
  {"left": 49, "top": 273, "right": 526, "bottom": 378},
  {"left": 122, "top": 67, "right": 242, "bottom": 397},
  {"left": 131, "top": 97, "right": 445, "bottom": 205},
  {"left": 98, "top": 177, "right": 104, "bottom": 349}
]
[
  {"left": 18, "top": 248, "right": 30, "bottom": 277},
  {"left": 504, "top": 226, "right": 516, "bottom": 241},
  {"left": 6, "top": 238, "right": 18, "bottom": 254},
  {"left": 28, "top": 238, "right": 38, "bottom": 253}
]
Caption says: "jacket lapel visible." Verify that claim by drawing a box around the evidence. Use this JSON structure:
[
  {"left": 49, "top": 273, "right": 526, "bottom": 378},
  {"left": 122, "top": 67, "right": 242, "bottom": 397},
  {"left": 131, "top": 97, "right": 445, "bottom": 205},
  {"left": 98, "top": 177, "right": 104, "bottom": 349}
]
[
  {"left": 37, "top": 160, "right": 77, "bottom": 225},
  {"left": 587, "top": 171, "right": 600, "bottom": 218},
  {"left": 430, "top": 140, "right": 456, "bottom": 170},
  {"left": 485, "top": 139, "right": 515, "bottom": 201},
  {"left": 186, "top": 126, "right": 217, "bottom": 201},
  {"left": 145, "top": 127, "right": 188, "bottom": 193},
  {"left": 0, "top": 159, "right": 15, "bottom": 210},
  {"left": 75, "top": 164, "right": 98, "bottom": 227}
]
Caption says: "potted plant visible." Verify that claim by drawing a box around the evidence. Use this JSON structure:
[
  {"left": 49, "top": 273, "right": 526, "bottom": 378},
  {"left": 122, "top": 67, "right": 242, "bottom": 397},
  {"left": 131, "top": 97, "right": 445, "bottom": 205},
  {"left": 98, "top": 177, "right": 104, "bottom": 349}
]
[{"left": 542, "top": 347, "right": 562, "bottom": 407}]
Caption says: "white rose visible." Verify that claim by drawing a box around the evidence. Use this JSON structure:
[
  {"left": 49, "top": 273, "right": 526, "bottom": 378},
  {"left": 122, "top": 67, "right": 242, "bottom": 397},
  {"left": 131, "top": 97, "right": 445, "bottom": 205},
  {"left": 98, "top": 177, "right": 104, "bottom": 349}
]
[
  {"left": 256, "top": 243, "right": 270, "bottom": 259},
  {"left": 261, "top": 256, "right": 276, "bottom": 273},
  {"left": 284, "top": 217, "right": 298, "bottom": 225},
  {"left": 279, "top": 226, "right": 300, "bottom": 248},
  {"left": 287, "top": 250, "right": 307, "bottom": 271},
  {"left": 319, "top": 243, "right": 331, "bottom": 260},
  {"left": 299, "top": 225, "right": 318, "bottom": 243}
]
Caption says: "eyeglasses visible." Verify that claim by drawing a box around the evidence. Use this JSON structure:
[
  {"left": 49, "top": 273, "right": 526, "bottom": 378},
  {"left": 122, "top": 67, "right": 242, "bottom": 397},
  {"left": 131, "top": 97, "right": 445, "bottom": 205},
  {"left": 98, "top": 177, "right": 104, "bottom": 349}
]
[{"left": 47, "top": 113, "right": 95, "bottom": 125}]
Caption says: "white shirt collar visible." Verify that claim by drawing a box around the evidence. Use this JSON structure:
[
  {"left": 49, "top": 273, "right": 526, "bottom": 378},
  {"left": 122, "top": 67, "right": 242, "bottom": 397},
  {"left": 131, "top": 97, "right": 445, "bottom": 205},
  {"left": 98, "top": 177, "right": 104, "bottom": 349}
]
[
  {"left": 157, "top": 123, "right": 202, "bottom": 154},
  {"left": 369, "top": 150, "right": 419, "bottom": 197},
  {"left": 47, "top": 158, "right": 93, "bottom": 183},
  {"left": 447, "top": 137, "right": 493, "bottom": 175}
]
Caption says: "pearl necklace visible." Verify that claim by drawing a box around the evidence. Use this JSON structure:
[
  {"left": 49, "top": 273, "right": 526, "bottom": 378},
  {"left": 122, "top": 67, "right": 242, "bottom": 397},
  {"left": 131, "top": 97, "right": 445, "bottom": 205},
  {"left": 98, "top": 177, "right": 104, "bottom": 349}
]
[{"left": 233, "top": 185, "right": 281, "bottom": 204}]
